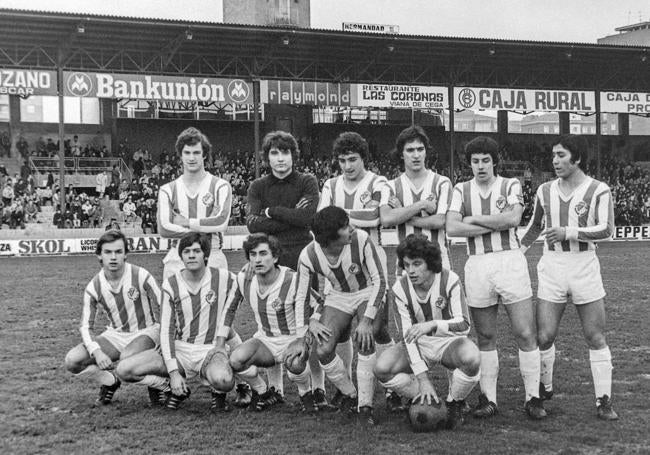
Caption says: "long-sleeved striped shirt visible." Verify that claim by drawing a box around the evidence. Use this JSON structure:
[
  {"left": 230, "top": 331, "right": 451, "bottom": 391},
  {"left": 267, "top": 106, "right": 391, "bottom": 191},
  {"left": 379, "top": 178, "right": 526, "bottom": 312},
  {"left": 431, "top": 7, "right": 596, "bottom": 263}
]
[
  {"left": 520, "top": 177, "right": 614, "bottom": 252},
  {"left": 392, "top": 269, "right": 470, "bottom": 376},
  {"left": 160, "top": 267, "right": 238, "bottom": 373},
  {"left": 220, "top": 266, "right": 316, "bottom": 339},
  {"left": 81, "top": 263, "right": 161, "bottom": 355},
  {"left": 157, "top": 173, "right": 231, "bottom": 250},
  {"left": 318, "top": 171, "right": 387, "bottom": 245},
  {"left": 294, "top": 229, "right": 386, "bottom": 323},
  {"left": 448, "top": 175, "right": 523, "bottom": 255}
]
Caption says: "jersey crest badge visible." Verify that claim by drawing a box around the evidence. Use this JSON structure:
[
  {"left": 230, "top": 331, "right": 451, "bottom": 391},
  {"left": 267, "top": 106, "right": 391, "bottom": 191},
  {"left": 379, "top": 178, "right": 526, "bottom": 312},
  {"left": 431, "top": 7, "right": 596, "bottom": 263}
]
[
  {"left": 348, "top": 263, "right": 360, "bottom": 274},
  {"left": 360, "top": 191, "right": 372, "bottom": 205},
  {"left": 575, "top": 201, "right": 589, "bottom": 216},
  {"left": 202, "top": 192, "right": 214, "bottom": 206},
  {"left": 205, "top": 290, "right": 217, "bottom": 305},
  {"left": 127, "top": 287, "right": 139, "bottom": 301},
  {"left": 270, "top": 298, "right": 283, "bottom": 311},
  {"left": 435, "top": 296, "right": 447, "bottom": 310},
  {"left": 426, "top": 193, "right": 437, "bottom": 202},
  {"left": 496, "top": 195, "right": 508, "bottom": 211}
]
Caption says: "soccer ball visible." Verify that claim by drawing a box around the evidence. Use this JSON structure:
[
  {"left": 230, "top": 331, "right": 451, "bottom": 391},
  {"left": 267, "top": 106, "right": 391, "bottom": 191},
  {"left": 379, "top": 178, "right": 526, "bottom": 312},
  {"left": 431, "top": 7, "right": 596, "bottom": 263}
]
[{"left": 408, "top": 401, "right": 447, "bottom": 432}]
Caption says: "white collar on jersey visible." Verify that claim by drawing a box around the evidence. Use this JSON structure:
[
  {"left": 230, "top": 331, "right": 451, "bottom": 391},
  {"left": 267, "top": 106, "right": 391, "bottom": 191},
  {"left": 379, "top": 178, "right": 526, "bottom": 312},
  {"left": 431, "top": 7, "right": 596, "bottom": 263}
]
[
  {"left": 253, "top": 266, "right": 287, "bottom": 299},
  {"left": 178, "top": 267, "right": 212, "bottom": 294},
  {"left": 406, "top": 272, "right": 440, "bottom": 304},
  {"left": 99, "top": 262, "right": 131, "bottom": 293},
  {"left": 401, "top": 169, "right": 434, "bottom": 193}
]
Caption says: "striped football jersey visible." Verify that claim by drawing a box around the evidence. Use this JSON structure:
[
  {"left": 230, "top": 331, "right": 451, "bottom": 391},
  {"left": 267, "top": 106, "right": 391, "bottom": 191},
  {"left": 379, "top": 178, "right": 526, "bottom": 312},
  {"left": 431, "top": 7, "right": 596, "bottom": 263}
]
[
  {"left": 220, "top": 266, "right": 315, "bottom": 339},
  {"left": 160, "top": 267, "right": 238, "bottom": 373},
  {"left": 318, "top": 171, "right": 387, "bottom": 244},
  {"left": 391, "top": 269, "right": 470, "bottom": 376},
  {"left": 294, "top": 229, "right": 386, "bottom": 322},
  {"left": 380, "top": 170, "right": 452, "bottom": 258},
  {"left": 448, "top": 176, "right": 523, "bottom": 255},
  {"left": 157, "top": 173, "right": 231, "bottom": 250},
  {"left": 81, "top": 263, "right": 161, "bottom": 354},
  {"left": 520, "top": 177, "right": 614, "bottom": 252}
]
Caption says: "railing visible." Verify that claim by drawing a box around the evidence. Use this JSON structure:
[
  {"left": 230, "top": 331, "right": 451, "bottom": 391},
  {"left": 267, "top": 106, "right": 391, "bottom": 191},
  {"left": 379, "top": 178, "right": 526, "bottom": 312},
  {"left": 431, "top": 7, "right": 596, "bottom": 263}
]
[{"left": 30, "top": 157, "right": 132, "bottom": 180}]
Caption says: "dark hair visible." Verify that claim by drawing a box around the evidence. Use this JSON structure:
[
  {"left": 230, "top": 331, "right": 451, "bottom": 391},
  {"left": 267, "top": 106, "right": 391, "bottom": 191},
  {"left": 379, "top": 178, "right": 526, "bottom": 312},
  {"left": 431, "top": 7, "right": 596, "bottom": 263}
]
[
  {"left": 243, "top": 233, "right": 282, "bottom": 262},
  {"left": 96, "top": 229, "right": 129, "bottom": 255},
  {"left": 333, "top": 131, "right": 369, "bottom": 163},
  {"left": 552, "top": 134, "right": 587, "bottom": 169},
  {"left": 396, "top": 234, "right": 442, "bottom": 274},
  {"left": 311, "top": 206, "right": 349, "bottom": 248},
  {"left": 393, "top": 125, "right": 432, "bottom": 164},
  {"left": 261, "top": 131, "right": 299, "bottom": 162},
  {"left": 175, "top": 127, "right": 211, "bottom": 158},
  {"left": 178, "top": 232, "right": 211, "bottom": 263},
  {"left": 465, "top": 136, "right": 500, "bottom": 167}
]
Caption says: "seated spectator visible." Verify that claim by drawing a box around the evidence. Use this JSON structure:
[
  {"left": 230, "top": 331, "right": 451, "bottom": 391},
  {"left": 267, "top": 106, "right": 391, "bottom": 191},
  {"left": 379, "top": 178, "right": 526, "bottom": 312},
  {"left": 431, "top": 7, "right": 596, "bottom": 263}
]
[
  {"left": 9, "top": 199, "right": 25, "bottom": 229},
  {"left": 138, "top": 198, "right": 157, "bottom": 234},
  {"left": 105, "top": 217, "right": 120, "bottom": 231},
  {"left": 105, "top": 182, "right": 118, "bottom": 200},
  {"left": 2, "top": 180, "right": 13, "bottom": 206},
  {"left": 52, "top": 206, "right": 63, "bottom": 228},
  {"left": 24, "top": 198, "right": 39, "bottom": 223},
  {"left": 122, "top": 195, "right": 137, "bottom": 224}
]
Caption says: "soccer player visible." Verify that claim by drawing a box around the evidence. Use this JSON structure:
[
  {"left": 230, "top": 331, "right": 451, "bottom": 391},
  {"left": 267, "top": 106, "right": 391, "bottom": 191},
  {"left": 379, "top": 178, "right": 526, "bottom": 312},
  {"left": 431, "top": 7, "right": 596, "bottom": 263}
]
[
  {"left": 318, "top": 131, "right": 400, "bottom": 411},
  {"left": 246, "top": 131, "right": 325, "bottom": 408},
  {"left": 520, "top": 134, "right": 618, "bottom": 420},
  {"left": 64, "top": 230, "right": 161, "bottom": 405},
  {"left": 218, "top": 233, "right": 323, "bottom": 412},
  {"left": 446, "top": 136, "right": 546, "bottom": 419},
  {"left": 295, "top": 206, "right": 387, "bottom": 424},
  {"left": 374, "top": 234, "right": 480, "bottom": 430},
  {"left": 380, "top": 125, "right": 453, "bottom": 270},
  {"left": 115, "top": 232, "right": 261, "bottom": 411},
  {"left": 158, "top": 127, "right": 232, "bottom": 280}
]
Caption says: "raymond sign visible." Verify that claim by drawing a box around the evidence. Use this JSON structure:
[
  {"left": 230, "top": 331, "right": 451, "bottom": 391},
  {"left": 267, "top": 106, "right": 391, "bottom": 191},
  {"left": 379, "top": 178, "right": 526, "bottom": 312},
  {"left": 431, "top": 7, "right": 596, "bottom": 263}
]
[
  {"left": 63, "top": 72, "right": 252, "bottom": 104},
  {"left": 0, "top": 69, "right": 57, "bottom": 96},
  {"left": 261, "top": 80, "right": 447, "bottom": 109},
  {"left": 600, "top": 91, "right": 650, "bottom": 114},
  {"left": 454, "top": 87, "right": 595, "bottom": 112}
]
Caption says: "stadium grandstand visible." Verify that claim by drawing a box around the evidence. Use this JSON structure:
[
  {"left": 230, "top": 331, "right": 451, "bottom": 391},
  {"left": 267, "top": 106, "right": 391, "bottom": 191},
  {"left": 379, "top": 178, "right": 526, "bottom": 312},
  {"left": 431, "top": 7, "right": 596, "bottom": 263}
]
[{"left": 1, "top": 8, "right": 650, "bottom": 245}]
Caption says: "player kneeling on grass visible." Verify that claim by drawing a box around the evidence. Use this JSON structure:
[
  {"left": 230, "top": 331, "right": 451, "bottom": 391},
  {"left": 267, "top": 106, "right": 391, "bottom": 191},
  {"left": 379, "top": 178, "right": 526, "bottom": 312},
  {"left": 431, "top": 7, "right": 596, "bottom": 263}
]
[
  {"left": 374, "top": 234, "right": 480, "bottom": 430},
  {"left": 64, "top": 229, "right": 162, "bottom": 406},
  {"left": 115, "top": 232, "right": 260, "bottom": 411},
  {"left": 217, "top": 233, "right": 323, "bottom": 412},
  {"left": 295, "top": 206, "right": 387, "bottom": 425}
]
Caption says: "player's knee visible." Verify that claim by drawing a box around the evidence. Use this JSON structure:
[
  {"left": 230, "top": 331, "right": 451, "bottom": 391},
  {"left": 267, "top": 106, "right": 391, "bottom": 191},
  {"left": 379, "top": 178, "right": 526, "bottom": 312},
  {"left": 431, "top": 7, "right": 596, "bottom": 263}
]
[
  {"left": 316, "top": 340, "right": 336, "bottom": 361},
  {"left": 513, "top": 327, "right": 537, "bottom": 350},
  {"left": 537, "top": 329, "right": 556, "bottom": 351},
  {"left": 457, "top": 341, "right": 481, "bottom": 376},
  {"left": 114, "top": 362, "right": 135, "bottom": 382},
  {"left": 206, "top": 366, "right": 235, "bottom": 392},
  {"left": 585, "top": 331, "right": 607, "bottom": 350},
  {"left": 373, "top": 356, "right": 393, "bottom": 382},
  {"left": 228, "top": 354, "right": 246, "bottom": 373},
  {"left": 285, "top": 357, "right": 307, "bottom": 375},
  {"left": 64, "top": 349, "right": 84, "bottom": 373}
]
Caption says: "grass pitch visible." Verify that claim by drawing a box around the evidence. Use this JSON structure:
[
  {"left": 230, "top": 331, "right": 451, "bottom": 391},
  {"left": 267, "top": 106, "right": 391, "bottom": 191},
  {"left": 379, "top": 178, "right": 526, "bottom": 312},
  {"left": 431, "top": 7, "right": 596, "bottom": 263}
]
[{"left": 1, "top": 242, "right": 649, "bottom": 454}]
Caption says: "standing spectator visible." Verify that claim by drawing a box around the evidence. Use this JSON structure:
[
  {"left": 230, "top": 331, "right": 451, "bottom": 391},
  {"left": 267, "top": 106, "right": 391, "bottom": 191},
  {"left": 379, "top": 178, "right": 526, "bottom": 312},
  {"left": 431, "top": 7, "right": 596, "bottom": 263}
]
[
  {"left": 111, "top": 164, "right": 121, "bottom": 187},
  {"left": 2, "top": 180, "right": 14, "bottom": 206},
  {"left": 133, "top": 156, "right": 144, "bottom": 179},
  {"left": 9, "top": 198, "right": 25, "bottom": 229},
  {"left": 95, "top": 170, "right": 108, "bottom": 198}
]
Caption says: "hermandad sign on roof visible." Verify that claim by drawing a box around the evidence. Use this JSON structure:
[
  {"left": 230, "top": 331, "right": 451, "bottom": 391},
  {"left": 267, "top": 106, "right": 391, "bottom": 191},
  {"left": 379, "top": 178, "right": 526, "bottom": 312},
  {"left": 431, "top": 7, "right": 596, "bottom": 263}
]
[
  {"left": 261, "top": 80, "right": 448, "bottom": 109},
  {"left": 63, "top": 72, "right": 252, "bottom": 104}
]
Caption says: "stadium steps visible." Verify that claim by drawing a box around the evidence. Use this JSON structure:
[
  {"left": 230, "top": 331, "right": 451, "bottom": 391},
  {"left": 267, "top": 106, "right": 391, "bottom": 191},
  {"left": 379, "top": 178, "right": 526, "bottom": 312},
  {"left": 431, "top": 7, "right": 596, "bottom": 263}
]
[{"left": 0, "top": 156, "right": 23, "bottom": 177}]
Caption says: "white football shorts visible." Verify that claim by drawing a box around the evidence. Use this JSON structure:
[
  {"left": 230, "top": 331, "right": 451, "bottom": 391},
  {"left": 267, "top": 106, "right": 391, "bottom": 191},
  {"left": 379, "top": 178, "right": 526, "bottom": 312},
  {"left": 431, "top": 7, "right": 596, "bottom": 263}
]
[
  {"left": 416, "top": 335, "right": 462, "bottom": 365},
  {"left": 464, "top": 249, "right": 532, "bottom": 308},
  {"left": 537, "top": 250, "right": 606, "bottom": 305},
  {"left": 100, "top": 323, "right": 160, "bottom": 352},
  {"left": 172, "top": 340, "right": 215, "bottom": 383},
  {"left": 324, "top": 287, "right": 373, "bottom": 315},
  {"left": 253, "top": 332, "right": 299, "bottom": 365}
]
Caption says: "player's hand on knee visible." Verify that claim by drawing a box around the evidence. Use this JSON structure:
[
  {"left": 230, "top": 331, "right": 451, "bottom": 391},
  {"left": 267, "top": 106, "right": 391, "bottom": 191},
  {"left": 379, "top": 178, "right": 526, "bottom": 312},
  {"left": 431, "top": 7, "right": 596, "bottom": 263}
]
[
  {"left": 354, "top": 318, "right": 375, "bottom": 354},
  {"left": 405, "top": 322, "right": 433, "bottom": 344},
  {"left": 309, "top": 319, "right": 331, "bottom": 345},
  {"left": 92, "top": 349, "right": 113, "bottom": 370},
  {"left": 169, "top": 370, "right": 188, "bottom": 396},
  {"left": 283, "top": 338, "right": 309, "bottom": 372}
]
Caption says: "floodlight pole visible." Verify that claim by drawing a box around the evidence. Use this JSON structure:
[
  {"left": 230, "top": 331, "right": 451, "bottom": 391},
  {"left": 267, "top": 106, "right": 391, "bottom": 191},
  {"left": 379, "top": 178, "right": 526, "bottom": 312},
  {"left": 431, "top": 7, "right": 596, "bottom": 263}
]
[
  {"left": 253, "top": 79, "right": 260, "bottom": 179},
  {"left": 448, "top": 85, "right": 455, "bottom": 183},
  {"left": 57, "top": 47, "right": 66, "bottom": 216},
  {"left": 595, "top": 88, "right": 601, "bottom": 180}
]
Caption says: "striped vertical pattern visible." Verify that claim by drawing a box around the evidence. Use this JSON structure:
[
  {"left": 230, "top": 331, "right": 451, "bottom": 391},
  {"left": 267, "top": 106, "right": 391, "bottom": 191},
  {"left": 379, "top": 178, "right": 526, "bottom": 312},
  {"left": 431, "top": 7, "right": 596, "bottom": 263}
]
[
  {"left": 80, "top": 264, "right": 161, "bottom": 353},
  {"left": 450, "top": 176, "right": 523, "bottom": 255},
  {"left": 318, "top": 171, "right": 387, "bottom": 245},
  {"left": 384, "top": 170, "right": 452, "bottom": 261},
  {"left": 157, "top": 173, "right": 232, "bottom": 249}
]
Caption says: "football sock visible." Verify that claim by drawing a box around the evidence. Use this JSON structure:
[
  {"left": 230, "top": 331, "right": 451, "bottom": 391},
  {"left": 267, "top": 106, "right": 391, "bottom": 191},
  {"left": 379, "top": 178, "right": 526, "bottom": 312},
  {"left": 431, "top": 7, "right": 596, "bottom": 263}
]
[
  {"left": 337, "top": 339, "right": 353, "bottom": 378},
  {"left": 320, "top": 355, "right": 356, "bottom": 397},
  {"left": 309, "top": 352, "right": 325, "bottom": 391},
  {"left": 137, "top": 375, "right": 170, "bottom": 391},
  {"left": 519, "top": 348, "right": 541, "bottom": 402},
  {"left": 236, "top": 366, "right": 266, "bottom": 394},
  {"left": 287, "top": 364, "right": 312, "bottom": 396},
  {"left": 226, "top": 332, "right": 243, "bottom": 349},
  {"left": 589, "top": 346, "right": 613, "bottom": 400},
  {"left": 356, "top": 353, "right": 376, "bottom": 409},
  {"left": 76, "top": 365, "right": 117, "bottom": 386},
  {"left": 375, "top": 340, "right": 394, "bottom": 394},
  {"left": 379, "top": 373, "right": 419, "bottom": 400},
  {"left": 266, "top": 364, "right": 284, "bottom": 396},
  {"left": 540, "top": 345, "right": 556, "bottom": 391},
  {"left": 479, "top": 350, "right": 499, "bottom": 405},
  {"left": 449, "top": 369, "right": 480, "bottom": 402}
]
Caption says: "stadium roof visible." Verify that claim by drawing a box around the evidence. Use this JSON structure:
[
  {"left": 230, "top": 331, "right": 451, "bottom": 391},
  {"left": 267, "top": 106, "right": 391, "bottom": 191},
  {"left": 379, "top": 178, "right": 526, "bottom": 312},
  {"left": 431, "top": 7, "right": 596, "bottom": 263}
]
[{"left": 2, "top": 8, "right": 650, "bottom": 91}]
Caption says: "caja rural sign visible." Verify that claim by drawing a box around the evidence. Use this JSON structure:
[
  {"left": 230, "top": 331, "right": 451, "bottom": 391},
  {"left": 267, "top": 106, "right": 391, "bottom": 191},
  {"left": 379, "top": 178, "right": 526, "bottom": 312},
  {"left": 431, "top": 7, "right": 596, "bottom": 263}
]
[
  {"left": 0, "top": 69, "right": 57, "bottom": 96},
  {"left": 454, "top": 87, "right": 595, "bottom": 112},
  {"left": 63, "top": 72, "right": 252, "bottom": 104}
]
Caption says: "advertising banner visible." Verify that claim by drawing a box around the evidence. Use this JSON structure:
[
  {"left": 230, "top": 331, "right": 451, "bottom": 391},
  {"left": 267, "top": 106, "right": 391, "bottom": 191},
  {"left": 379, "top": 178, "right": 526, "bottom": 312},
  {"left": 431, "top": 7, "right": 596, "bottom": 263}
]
[
  {"left": 454, "top": 87, "right": 595, "bottom": 112},
  {"left": 600, "top": 91, "right": 650, "bottom": 114},
  {"left": 63, "top": 72, "right": 252, "bottom": 104},
  {"left": 355, "top": 84, "right": 447, "bottom": 109},
  {"left": 342, "top": 22, "right": 400, "bottom": 34},
  {"left": 0, "top": 69, "right": 57, "bottom": 96}
]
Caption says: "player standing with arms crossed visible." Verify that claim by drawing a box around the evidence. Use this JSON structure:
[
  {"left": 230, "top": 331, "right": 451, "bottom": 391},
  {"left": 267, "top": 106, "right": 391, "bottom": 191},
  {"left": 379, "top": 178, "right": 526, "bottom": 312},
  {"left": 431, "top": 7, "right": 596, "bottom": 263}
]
[
  {"left": 520, "top": 134, "right": 618, "bottom": 420},
  {"left": 446, "top": 136, "right": 546, "bottom": 419},
  {"left": 64, "top": 230, "right": 161, "bottom": 406},
  {"left": 318, "top": 131, "right": 399, "bottom": 412}
]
